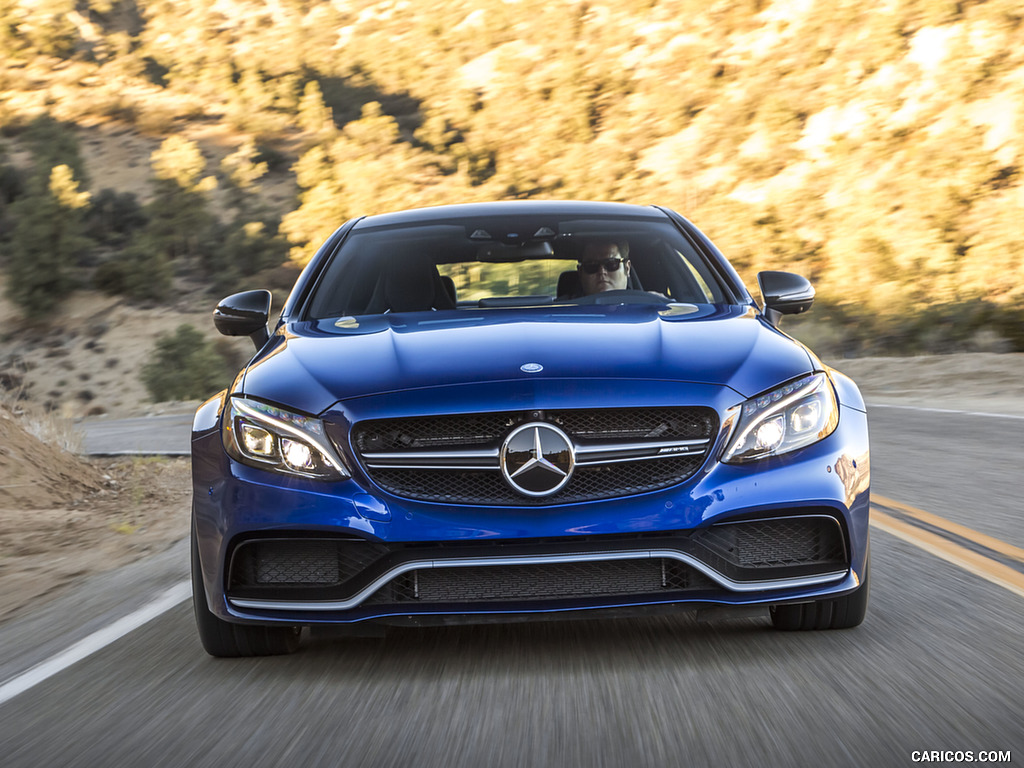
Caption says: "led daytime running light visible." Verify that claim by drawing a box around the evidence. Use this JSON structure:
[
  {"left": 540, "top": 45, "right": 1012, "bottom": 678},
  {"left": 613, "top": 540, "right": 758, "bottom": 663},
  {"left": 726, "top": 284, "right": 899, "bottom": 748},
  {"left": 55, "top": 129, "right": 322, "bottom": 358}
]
[
  {"left": 723, "top": 373, "right": 837, "bottom": 463},
  {"left": 740, "top": 374, "right": 821, "bottom": 425},
  {"left": 229, "top": 398, "right": 348, "bottom": 478}
]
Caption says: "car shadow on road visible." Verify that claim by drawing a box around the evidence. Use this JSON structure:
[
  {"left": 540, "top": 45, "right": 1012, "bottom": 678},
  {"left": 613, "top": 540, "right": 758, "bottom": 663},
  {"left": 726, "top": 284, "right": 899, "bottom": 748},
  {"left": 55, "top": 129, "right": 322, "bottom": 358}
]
[{"left": 247, "top": 610, "right": 873, "bottom": 683}]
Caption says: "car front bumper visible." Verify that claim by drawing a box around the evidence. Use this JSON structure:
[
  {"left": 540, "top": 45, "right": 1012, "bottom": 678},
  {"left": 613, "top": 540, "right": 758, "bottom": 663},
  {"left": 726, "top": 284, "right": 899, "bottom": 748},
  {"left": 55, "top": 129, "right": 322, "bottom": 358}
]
[{"left": 191, "top": 392, "right": 869, "bottom": 626}]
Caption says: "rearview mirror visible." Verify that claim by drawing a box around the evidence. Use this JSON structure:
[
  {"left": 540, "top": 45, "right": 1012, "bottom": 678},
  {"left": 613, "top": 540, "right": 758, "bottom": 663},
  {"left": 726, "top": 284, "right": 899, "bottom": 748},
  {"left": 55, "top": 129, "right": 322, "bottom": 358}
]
[
  {"left": 214, "top": 290, "right": 272, "bottom": 350},
  {"left": 757, "top": 271, "right": 814, "bottom": 327},
  {"left": 476, "top": 241, "right": 555, "bottom": 262}
]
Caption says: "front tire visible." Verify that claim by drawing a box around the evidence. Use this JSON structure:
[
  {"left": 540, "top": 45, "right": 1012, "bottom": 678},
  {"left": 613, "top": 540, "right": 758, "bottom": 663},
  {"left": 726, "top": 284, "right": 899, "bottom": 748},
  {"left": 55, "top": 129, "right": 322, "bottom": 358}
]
[
  {"left": 191, "top": 525, "right": 302, "bottom": 657},
  {"left": 770, "top": 555, "right": 870, "bottom": 631}
]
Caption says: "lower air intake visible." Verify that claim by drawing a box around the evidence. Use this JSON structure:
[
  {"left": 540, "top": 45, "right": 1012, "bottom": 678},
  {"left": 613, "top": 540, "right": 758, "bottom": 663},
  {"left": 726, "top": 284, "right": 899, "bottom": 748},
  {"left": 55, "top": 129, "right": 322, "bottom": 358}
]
[{"left": 365, "top": 559, "right": 714, "bottom": 604}]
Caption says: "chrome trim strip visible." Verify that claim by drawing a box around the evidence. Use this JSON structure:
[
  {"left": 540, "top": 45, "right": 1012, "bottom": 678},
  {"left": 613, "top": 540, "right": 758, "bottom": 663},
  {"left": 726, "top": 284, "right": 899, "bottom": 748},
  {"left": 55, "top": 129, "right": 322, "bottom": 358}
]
[
  {"left": 575, "top": 451, "right": 703, "bottom": 466},
  {"left": 360, "top": 438, "right": 710, "bottom": 470},
  {"left": 362, "top": 448, "right": 499, "bottom": 463},
  {"left": 365, "top": 464, "right": 496, "bottom": 471},
  {"left": 228, "top": 549, "right": 848, "bottom": 612},
  {"left": 575, "top": 438, "right": 709, "bottom": 455},
  {"left": 711, "top": 512, "right": 840, "bottom": 528}
]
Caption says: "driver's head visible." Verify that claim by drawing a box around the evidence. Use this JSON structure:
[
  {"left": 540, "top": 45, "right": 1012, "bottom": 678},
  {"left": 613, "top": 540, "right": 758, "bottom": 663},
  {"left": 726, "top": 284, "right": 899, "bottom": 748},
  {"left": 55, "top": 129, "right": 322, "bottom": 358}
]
[{"left": 578, "top": 240, "right": 630, "bottom": 294}]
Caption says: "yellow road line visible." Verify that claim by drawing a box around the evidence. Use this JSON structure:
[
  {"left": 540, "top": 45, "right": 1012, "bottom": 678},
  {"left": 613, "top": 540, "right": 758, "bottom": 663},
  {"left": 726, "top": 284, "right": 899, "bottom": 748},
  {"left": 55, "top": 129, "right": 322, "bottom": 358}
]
[
  {"left": 872, "top": 493, "right": 1024, "bottom": 566},
  {"left": 870, "top": 507, "right": 1024, "bottom": 601}
]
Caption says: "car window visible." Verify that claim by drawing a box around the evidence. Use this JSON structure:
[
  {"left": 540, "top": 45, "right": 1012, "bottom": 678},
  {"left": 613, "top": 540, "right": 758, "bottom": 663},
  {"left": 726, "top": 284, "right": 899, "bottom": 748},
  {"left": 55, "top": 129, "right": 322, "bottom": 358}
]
[
  {"left": 436, "top": 260, "right": 567, "bottom": 303},
  {"left": 681, "top": 251, "right": 717, "bottom": 302},
  {"left": 304, "top": 216, "right": 728, "bottom": 319}
]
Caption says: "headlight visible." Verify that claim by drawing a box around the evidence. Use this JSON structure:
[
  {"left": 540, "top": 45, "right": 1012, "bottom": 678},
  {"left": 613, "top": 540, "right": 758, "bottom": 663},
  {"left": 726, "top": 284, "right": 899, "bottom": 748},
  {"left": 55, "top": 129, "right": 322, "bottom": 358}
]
[
  {"left": 722, "top": 372, "right": 839, "bottom": 463},
  {"left": 223, "top": 397, "right": 350, "bottom": 480}
]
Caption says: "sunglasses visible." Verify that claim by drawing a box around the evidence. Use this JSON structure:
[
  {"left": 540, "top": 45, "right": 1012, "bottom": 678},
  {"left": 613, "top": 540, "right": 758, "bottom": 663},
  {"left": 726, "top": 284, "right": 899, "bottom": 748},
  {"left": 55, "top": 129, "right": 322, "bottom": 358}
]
[{"left": 578, "top": 257, "right": 626, "bottom": 274}]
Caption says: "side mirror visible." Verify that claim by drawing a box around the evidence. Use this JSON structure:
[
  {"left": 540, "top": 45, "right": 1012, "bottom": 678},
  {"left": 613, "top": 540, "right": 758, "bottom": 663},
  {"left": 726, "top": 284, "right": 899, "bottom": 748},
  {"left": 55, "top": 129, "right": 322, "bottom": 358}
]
[
  {"left": 757, "top": 271, "right": 814, "bottom": 327},
  {"left": 213, "top": 290, "right": 272, "bottom": 350}
]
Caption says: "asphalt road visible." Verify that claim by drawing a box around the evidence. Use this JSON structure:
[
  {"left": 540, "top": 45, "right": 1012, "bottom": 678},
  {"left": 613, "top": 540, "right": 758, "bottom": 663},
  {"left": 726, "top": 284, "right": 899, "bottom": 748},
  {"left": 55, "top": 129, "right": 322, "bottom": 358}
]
[
  {"left": 77, "top": 412, "right": 193, "bottom": 455},
  {"left": 2, "top": 405, "right": 1022, "bottom": 767}
]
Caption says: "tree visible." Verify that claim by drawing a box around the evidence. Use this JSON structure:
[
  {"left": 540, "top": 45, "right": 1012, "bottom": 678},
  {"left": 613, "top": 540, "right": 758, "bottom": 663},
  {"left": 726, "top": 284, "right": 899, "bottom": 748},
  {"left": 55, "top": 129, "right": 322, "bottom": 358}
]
[
  {"left": 85, "top": 188, "right": 148, "bottom": 245},
  {"left": 4, "top": 165, "right": 92, "bottom": 319},
  {"left": 93, "top": 236, "right": 173, "bottom": 301},
  {"left": 203, "top": 218, "right": 288, "bottom": 292},
  {"left": 5, "top": 0, "right": 78, "bottom": 58},
  {"left": 297, "top": 80, "right": 336, "bottom": 143},
  {"left": 280, "top": 102, "right": 471, "bottom": 265},
  {"left": 21, "top": 116, "right": 89, "bottom": 189},
  {"left": 141, "top": 324, "right": 234, "bottom": 402},
  {"left": 220, "top": 139, "right": 270, "bottom": 212},
  {"left": 143, "top": 135, "right": 217, "bottom": 261},
  {"left": 150, "top": 134, "right": 211, "bottom": 191}
]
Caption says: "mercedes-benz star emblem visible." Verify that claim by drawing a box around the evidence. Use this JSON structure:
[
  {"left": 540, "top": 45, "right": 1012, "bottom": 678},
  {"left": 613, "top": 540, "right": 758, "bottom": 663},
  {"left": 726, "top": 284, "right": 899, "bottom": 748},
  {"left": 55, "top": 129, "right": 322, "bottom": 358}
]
[{"left": 500, "top": 422, "right": 575, "bottom": 497}]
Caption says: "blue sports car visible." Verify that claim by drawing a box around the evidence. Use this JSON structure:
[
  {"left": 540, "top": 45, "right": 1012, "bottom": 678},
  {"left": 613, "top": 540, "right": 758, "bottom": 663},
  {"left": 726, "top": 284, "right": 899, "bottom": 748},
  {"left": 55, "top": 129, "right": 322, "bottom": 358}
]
[{"left": 190, "top": 200, "right": 870, "bottom": 656}]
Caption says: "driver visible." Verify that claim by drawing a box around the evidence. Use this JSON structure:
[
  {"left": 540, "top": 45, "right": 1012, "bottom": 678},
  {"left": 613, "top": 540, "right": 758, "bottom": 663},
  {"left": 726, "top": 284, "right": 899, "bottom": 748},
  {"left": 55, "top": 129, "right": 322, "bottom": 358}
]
[{"left": 577, "top": 240, "right": 630, "bottom": 294}]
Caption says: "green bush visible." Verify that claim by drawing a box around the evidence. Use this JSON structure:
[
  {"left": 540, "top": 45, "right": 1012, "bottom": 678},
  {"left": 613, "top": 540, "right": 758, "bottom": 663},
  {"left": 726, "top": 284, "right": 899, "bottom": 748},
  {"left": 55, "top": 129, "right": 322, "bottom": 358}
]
[
  {"left": 94, "top": 239, "right": 172, "bottom": 301},
  {"left": 85, "top": 189, "right": 148, "bottom": 245},
  {"left": 5, "top": 175, "right": 91, "bottom": 319},
  {"left": 201, "top": 218, "right": 288, "bottom": 292},
  {"left": 141, "top": 324, "right": 235, "bottom": 403},
  {"left": 0, "top": 162, "right": 25, "bottom": 238},
  {"left": 21, "top": 116, "right": 88, "bottom": 188},
  {"left": 0, "top": 162, "right": 25, "bottom": 206}
]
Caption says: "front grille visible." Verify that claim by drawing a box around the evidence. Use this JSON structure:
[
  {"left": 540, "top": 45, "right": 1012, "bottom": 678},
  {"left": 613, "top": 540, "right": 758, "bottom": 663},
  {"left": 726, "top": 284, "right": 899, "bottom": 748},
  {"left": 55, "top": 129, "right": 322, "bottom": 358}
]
[
  {"left": 368, "top": 455, "right": 706, "bottom": 506},
  {"left": 348, "top": 407, "right": 717, "bottom": 505},
  {"left": 365, "top": 559, "right": 715, "bottom": 604}
]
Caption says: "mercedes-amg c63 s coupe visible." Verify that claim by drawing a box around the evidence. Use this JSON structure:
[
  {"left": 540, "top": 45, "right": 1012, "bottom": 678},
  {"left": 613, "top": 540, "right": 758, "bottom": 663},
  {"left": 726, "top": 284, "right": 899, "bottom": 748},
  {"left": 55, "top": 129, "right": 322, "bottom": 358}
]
[{"left": 190, "top": 200, "right": 870, "bottom": 656}]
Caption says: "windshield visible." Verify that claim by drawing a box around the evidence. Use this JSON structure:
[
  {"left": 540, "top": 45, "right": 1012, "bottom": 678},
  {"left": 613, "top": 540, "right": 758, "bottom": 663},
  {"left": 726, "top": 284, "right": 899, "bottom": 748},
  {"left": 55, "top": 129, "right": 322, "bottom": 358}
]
[{"left": 305, "top": 215, "right": 727, "bottom": 319}]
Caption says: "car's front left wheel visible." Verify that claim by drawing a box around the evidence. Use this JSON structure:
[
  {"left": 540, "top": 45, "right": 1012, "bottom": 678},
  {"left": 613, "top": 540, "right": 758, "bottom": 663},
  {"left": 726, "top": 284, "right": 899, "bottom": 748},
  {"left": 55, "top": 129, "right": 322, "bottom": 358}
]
[
  {"left": 191, "top": 525, "right": 302, "bottom": 657},
  {"left": 769, "top": 553, "right": 870, "bottom": 631}
]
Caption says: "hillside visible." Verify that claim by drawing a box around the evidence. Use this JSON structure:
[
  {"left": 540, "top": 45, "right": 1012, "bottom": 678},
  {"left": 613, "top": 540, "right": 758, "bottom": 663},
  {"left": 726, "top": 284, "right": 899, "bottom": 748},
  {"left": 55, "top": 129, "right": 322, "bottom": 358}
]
[
  {"left": 1, "top": 0, "right": 1023, "bottom": 416},
  {"left": 0, "top": 404, "right": 190, "bottom": 621}
]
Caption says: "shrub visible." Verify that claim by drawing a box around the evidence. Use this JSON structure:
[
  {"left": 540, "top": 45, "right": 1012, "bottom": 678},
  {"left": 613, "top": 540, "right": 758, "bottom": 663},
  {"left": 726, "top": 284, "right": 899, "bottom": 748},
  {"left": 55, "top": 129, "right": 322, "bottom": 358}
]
[
  {"left": 21, "top": 116, "right": 88, "bottom": 188},
  {"left": 85, "top": 189, "right": 148, "bottom": 244},
  {"left": 0, "top": 162, "right": 25, "bottom": 206},
  {"left": 5, "top": 166, "right": 92, "bottom": 319},
  {"left": 201, "top": 218, "right": 288, "bottom": 292},
  {"left": 141, "top": 324, "right": 235, "bottom": 402},
  {"left": 93, "top": 244, "right": 173, "bottom": 302},
  {"left": 253, "top": 143, "right": 290, "bottom": 173}
]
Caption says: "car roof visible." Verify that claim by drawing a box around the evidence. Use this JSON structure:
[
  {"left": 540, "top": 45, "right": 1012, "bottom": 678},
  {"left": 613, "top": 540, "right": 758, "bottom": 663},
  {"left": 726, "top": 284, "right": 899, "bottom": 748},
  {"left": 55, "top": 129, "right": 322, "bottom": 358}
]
[{"left": 350, "top": 200, "right": 669, "bottom": 230}]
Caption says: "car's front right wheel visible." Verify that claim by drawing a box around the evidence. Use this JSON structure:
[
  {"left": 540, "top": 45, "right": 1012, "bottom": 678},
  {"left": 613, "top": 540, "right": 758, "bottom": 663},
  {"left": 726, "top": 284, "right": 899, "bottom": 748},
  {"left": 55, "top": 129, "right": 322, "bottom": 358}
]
[{"left": 191, "top": 525, "right": 302, "bottom": 657}]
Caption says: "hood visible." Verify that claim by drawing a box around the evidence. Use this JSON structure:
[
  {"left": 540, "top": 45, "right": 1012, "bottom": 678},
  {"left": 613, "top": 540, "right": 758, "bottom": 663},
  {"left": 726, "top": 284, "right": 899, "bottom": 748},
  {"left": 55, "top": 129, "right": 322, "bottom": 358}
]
[{"left": 241, "top": 305, "right": 814, "bottom": 415}]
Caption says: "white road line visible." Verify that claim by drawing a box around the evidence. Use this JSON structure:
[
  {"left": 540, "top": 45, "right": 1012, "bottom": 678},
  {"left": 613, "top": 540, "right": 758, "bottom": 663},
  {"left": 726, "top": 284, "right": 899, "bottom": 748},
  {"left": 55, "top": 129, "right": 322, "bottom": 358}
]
[
  {"left": 867, "top": 403, "right": 1024, "bottom": 420},
  {"left": 0, "top": 581, "right": 190, "bottom": 707}
]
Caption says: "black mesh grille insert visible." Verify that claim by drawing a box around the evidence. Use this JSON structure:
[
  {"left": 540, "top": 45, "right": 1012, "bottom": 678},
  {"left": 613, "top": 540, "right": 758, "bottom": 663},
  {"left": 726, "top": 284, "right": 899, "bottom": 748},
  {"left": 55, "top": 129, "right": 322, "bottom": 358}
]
[
  {"left": 353, "top": 407, "right": 715, "bottom": 452},
  {"left": 368, "top": 455, "right": 706, "bottom": 505},
  {"left": 692, "top": 517, "right": 847, "bottom": 571},
  {"left": 229, "top": 538, "right": 391, "bottom": 589},
  {"left": 349, "top": 407, "right": 717, "bottom": 505},
  {"left": 225, "top": 516, "right": 848, "bottom": 607},
  {"left": 364, "top": 559, "right": 716, "bottom": 604},
  {"left": 354, "top": 412, "right": 515, "bottom": 452}
]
